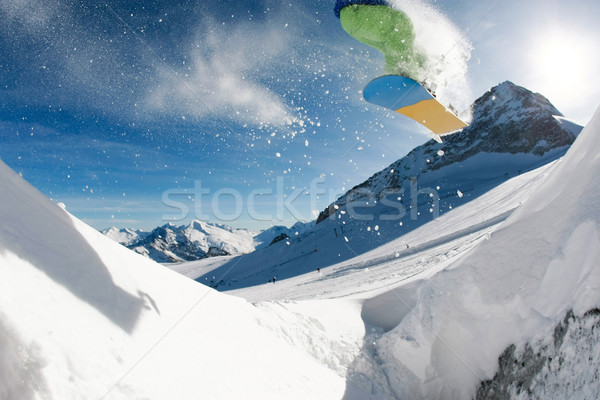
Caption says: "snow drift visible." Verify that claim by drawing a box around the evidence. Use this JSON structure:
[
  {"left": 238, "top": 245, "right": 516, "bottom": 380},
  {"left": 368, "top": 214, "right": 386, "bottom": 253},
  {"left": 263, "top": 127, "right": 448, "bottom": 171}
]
[
  {"left": 362, "top": 106, "right": 600, "bottom": 398},
  {"left": 0, "top": 160, "right": 363, "bottom": 399}
]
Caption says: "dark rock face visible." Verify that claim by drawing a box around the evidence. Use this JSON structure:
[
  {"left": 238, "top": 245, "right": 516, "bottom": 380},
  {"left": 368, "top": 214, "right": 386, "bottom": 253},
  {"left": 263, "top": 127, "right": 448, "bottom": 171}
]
[
  {"left": 207, "top": 246, "right": 230, "bottom": 257},
  {"left": 317, "top": 81, "right": 577, "bottom": 224},
  {"left": 269, "top": 233, "right": 290, "bottom": 246},
  {"left": 439, "top": 82, "right": 574, "bottom": 163},
  {"left": 476, "top": 309, "right": 600, "bottom": 399},
  {"left": 476, "top": 343, "right": 547, "bottom": 400}
]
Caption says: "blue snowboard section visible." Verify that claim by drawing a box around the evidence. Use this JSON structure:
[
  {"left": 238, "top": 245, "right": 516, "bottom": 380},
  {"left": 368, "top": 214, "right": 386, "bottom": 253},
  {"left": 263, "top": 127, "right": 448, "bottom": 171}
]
[{"left": 363, "top": 75, "right": 432, "bottom": 111}]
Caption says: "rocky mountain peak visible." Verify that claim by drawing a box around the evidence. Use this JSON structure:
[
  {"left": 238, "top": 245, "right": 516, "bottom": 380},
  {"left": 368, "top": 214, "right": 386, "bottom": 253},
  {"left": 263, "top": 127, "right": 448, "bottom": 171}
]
[{"left": 317, "top": 81, "right": 579, "bottom": 224}]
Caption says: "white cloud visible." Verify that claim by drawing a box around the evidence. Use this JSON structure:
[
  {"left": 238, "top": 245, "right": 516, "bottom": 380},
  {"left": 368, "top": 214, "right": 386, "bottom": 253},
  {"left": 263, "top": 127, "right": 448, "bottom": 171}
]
[
  {"left": 146, "top": 17, "right": 299, "bottom": 127},
  {"left": 0, "top": 0, "right": 60, "bottom": 29}
]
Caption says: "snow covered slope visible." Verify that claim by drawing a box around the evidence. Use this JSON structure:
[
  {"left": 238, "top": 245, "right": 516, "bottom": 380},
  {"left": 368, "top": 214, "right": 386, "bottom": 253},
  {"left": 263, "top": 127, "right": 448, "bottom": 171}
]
[
  {"left": 0, "top": 160, "right": 364, "bottom": 399},
  {"left": 357, "top": 106, "right": 600, "bottom": 399},
  {"left": 253, "top": 220, "right": 315, "bottom": 248},
  {"left": 226, "top": 160, "right": 559, "bottom": 303}
]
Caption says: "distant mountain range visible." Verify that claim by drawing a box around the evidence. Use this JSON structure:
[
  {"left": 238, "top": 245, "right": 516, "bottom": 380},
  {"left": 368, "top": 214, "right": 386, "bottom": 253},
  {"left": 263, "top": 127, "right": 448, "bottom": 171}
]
[{"left": 102, "top": 220, "right": 313, "bottom": 263}]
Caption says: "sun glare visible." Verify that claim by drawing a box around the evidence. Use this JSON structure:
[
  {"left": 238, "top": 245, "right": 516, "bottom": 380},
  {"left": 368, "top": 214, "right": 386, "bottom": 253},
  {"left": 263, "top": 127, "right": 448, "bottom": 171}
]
[{"left": 530, "top": 29, "right": 592, "bottom": 102}]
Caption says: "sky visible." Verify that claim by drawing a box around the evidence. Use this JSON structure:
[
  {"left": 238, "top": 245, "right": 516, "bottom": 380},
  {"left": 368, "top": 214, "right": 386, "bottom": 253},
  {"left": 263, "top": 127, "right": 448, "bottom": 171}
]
[{"left": 1, "top": 0, "right": 599, "bottom": 232}]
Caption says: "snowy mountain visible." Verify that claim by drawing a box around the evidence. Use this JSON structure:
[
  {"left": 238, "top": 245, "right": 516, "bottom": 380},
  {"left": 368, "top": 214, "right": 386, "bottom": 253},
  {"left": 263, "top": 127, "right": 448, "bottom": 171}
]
[
  {"left": 117, "top": 220, "right": 258, "bottom": 263},
  {"left": 103, "top": 220, "right": 314, "bottom": 263},
  {"left": 101, "top": 227, "right": 148, "bottom": 246},
  {"left": 187, "top": 82, "right": 582, "bottom": 290},
  {"left": 317, "top": 81, "right": 579, "bottom": 223}
]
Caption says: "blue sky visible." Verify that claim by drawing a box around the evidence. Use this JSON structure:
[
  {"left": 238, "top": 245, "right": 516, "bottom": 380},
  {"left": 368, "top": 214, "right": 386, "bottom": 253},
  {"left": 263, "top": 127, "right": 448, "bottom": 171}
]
[{"left": 1, "top": 0, "right": 598, "bottom": 231}]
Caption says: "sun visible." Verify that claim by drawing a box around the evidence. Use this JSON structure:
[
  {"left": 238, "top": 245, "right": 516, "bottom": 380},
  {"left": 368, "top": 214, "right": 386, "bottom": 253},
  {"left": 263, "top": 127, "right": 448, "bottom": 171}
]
[{"left": 529, "top": 29, "right": 592, "bottom": 103}]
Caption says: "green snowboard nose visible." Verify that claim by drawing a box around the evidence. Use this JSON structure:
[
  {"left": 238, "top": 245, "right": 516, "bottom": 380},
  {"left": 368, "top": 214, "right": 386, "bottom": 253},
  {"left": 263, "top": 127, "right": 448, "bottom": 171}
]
[{"left": 339, "top": 4, "right": 426, "bottom": 79}]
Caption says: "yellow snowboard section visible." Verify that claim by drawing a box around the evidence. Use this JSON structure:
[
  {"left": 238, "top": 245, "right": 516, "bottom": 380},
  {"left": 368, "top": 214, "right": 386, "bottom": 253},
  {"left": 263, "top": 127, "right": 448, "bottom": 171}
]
[{"left": 397, "top": 98, "right": 467, "bottom": 135}]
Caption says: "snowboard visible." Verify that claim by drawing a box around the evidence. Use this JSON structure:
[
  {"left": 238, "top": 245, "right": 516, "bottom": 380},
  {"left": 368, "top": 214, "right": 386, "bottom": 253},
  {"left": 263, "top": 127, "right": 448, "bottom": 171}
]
[{"left": 363, "top": 75, "right": 468, "bottom": 136}]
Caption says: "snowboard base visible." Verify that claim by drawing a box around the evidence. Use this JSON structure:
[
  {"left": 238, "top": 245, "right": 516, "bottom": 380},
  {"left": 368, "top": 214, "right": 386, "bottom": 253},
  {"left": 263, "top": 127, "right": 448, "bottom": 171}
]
[{"left": 363, "top": 75, "right": 468, "bottom": 135}]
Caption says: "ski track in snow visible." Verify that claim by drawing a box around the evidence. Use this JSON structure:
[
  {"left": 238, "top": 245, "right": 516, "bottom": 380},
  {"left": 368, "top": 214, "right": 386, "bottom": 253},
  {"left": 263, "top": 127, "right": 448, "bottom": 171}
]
[{"left": 175, "top": 160, "right": 558, "bottom": 303}]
